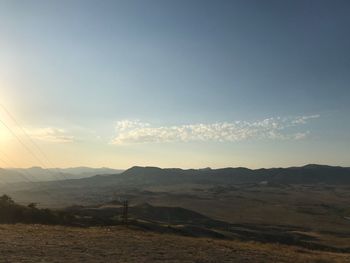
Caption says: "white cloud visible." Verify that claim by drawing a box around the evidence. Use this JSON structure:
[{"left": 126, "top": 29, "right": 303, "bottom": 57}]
[
  {"left": 29, "top": 127, "right": 75, "bottom": 143},
  {"left": 293, "top": 131, "right": 310, "bottom": 140},
  {"left": 291, "top": 114, "right": 320, "bottom": 125},
  {"left": 111, "top": 115, "right": 319, "bottom": 145}
]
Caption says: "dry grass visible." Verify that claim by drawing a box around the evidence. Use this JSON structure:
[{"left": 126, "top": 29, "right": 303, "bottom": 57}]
[{"left": 0, "top": 224, "right": 349, "bottom": 263}]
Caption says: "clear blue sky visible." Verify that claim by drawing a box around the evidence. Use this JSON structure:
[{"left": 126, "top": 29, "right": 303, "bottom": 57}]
[{"left": 0, "top": 0, "right": 349, "bottom": 168}]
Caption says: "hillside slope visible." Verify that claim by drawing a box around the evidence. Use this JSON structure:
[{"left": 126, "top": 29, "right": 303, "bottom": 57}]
[
  {"left": 0, "top": 224, "right": 349, "bottom": 263},
  {"left": 0, "top": 167, "right": 123, "bottom": 184},
  {"left": 59, "top": 164, "right": 350, "bottom": 187}
]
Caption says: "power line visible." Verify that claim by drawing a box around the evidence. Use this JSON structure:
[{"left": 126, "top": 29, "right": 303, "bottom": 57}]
[
  {"left": 0, "top": 115, "right": 67, "bottom": 201},
  {"left": 0, "top": 103, "right": 73, "bottom": 205},
  {"left": 0, "top": 116, "right": 67, "bottom": 182},
  {"left": 0, "top": 155, "right": 34, "bottom": 183},
  {"left": 0, "top": 155, "right": 55, "bottom": 204},
  {"left": 0, "top": 116, "right": 62, "bottom": 179},
  {"left": 0, "top": 117, "right": 49, "bottom": 170},
  {"left": 0, "top": 103, "right": 69, "bottom": 180}
]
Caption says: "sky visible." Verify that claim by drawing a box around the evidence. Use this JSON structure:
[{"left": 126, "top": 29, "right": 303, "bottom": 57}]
[{"left": 0, "top": 0, "right": 349, "bottom": 169}]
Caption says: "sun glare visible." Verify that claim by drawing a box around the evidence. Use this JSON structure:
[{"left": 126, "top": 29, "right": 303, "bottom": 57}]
[{"left": 0, "top": 126, "right": 10, "bottom": 144}]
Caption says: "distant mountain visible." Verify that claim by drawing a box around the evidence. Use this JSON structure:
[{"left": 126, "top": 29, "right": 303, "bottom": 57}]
[
  {"left": 2, "top": 164, "right": 349, "bottom": 207},
  {"left": 122, "top": 164, "right": 350, "bottom": 184},
  {"left": 0, "top": 168, "right": 28, "bottom": 184},
  {"left": 3, "top": 164, "right": 348, "bottom": 187},
  {"left": 42, "top": 164, "right": 350, "bottom": 189},
  {"left": 53, "top": 167, "right": 123, "bottom": 176},
  {"left": 0, "top": 167, "right": 123, "bottom": 184}
]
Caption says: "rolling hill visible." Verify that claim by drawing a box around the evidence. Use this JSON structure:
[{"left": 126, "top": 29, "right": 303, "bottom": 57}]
[
  {"left": 0, "top": 167, "right": 123, "bottom": 184},
  {"left": 69, "top": 164, "right": 350, "bottom": 187}
]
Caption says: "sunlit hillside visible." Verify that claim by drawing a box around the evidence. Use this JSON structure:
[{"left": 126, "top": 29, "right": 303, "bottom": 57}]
[{"left": 0, "top": 224, "right": 349, "bottom": 263}]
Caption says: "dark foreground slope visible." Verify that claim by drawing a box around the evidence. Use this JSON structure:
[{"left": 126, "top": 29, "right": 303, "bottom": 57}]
[
  {"left": 4, "top": 193, "right": 349, "bottom": 253},
  {"left": 0, "top": 224, "right": 349, "bottom": 263},
  {"left": 66, "top": 202, "right": 350, "bottom": 253}
]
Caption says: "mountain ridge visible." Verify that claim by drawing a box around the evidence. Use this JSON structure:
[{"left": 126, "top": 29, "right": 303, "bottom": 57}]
[
  {"left": 0, "top": 167, "right": 123, "bottom": 184},
  {"left": 82, "top": 164, "right": 350, "bottom": 185}
]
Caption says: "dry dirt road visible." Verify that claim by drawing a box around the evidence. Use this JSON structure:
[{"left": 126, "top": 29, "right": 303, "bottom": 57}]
[{"left": 0, "top": 224, "right": 349, "bottom": 263}]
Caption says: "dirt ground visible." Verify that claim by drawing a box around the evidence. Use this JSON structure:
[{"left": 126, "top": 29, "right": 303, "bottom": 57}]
[{"left": 0, "top": 224, "right": 349, "bottom": 263}]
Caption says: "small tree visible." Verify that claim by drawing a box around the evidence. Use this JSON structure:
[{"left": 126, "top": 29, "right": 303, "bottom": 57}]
[
  {"left": 28, "top": 203, "right": 38, "bottom": 209},
  {"left": 0, "top": 194, "right": 14, "bottom": 205}
]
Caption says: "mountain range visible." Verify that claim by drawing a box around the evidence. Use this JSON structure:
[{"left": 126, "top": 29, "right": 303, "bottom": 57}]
[
  {"left": 0, "top": 167, "right": 123, "bottom": 184},
  {"left": 70, "top": 164, "right": 350, "bottom": 187},
  {"left": 1, "top": 164, "right": 349, "bottom": 186}
]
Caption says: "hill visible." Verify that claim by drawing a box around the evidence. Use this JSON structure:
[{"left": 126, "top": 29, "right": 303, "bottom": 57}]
[
  {"left": 58, "top": 164, "right": 350, "bottom": 188},
  {"left": 1, "top": 195, "right": 349, "bottom": 254},
  {"left": 117, "top": 164, "right": 350, "bottom": 185},
  {"left": 0, "top": 224, "right": 349, "bottom": 263},
  {"left": 0, "top": 167, "right": 123, "bottom": 184},
  {"left": 65, "top": 202, "right": 350, "bottom": 252},
  {"left": 1, "top": 164, "right": 349, "bottom": 248},
  {"left": 2, "top": 164, "right": 349, "bottom": 190}
]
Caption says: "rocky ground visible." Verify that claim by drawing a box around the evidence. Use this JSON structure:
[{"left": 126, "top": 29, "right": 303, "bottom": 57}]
[{"left": 0, "top": 224, "right": 349, "bottom": 263}]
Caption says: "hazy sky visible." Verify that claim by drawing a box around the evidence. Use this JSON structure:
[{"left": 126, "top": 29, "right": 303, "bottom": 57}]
[{"left": 0, "top": 0, "right": 349, "bottom": 169}]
